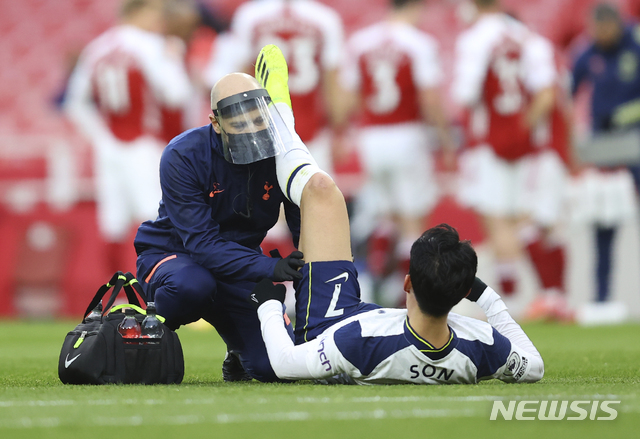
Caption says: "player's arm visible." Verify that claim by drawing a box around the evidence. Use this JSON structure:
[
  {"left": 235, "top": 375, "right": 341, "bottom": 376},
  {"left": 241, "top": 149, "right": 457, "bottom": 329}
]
[
  {"left": 316, "top": 4, "right": 348, "bottom": 131},
  {"left": 140, "top": 35, "right": 192, "bottom": 108},
  {"left": 160, "top": 147, "right": 302, "bottom": 282},
  {"left": 332, "top": 42, "right": 362, "bottom": 131},
  {"left": 252, "top": 280, "right": 338, "bottom": 380},
  {"left": 414, "top": 37, "right": 455, "bottom": 168},
  {"left": 467, "top": 278, "right": 545, "bottom": 383},
  {"left": 451, "top": 33, "right": 490, "bottom": 107},
  {"left": 63, "top": 57, "right": 118, "bottom": 149},
  {"left": 419, "top": 87, "right": 456, "bottom": 169},
  {"left": 525, "top": 86, "right": 555, "bottom": 128},
  {"left": 522, "top": 36, "right": 557, "bottom": 128},
  {"left": 323, "top": 68, "right": 352, "bottom": 129}
]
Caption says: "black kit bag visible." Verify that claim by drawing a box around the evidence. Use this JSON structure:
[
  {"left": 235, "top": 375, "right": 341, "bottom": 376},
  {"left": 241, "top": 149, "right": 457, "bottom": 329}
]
[{"left": 58, "top": 272, "right": 184, "bottom": 385}]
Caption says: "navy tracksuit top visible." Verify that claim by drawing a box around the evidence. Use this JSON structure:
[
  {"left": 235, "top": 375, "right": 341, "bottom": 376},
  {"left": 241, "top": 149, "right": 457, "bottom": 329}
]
[
  {"left": 572, "top": 25, "right": 640, "bottom": 132},
  {"left": 134, "top": 124, "right": 300, "bottom": 282}
]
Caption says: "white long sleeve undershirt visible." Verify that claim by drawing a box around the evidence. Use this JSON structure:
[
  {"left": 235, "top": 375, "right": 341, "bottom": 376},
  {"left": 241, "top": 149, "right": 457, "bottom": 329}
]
[
  {"left": 477, "top": 286, "right": 545, "bottom": 382},
  {"left": 257, "top": 301, "right": 318, "bottom": 380}
]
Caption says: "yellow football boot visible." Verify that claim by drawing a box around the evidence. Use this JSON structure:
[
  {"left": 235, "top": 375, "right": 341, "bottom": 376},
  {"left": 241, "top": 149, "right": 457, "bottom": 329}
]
[{"left": 255, "top": 44, "right": 292, "bottom": 109}]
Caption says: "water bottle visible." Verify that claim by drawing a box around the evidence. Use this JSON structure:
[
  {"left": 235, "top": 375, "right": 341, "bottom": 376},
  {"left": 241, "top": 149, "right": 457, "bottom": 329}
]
[
  {"left": 118, "top": 308, "right": 141, "bottom": 342},
  {"left": 85, "top": 303, "right": 103, "bottom": 322},
  {"left": 141, "top": 302, "right": 164, "bottom": 341}
]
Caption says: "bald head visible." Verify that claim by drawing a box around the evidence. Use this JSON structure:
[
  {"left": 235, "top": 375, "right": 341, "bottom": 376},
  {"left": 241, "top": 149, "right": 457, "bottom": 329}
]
[{"left": 211, "top": 73, "right": 261, "bottom": 110}]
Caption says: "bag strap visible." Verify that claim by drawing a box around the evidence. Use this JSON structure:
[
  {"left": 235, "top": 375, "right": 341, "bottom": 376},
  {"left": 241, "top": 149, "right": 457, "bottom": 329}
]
[
  {"left": 82, "top": 272, "right": 149, "bottom": 322},
  {"left": 108, "top": 304, "right": 166, "bottom": 323},
  {"left": 82, "top": 272, "right": 127, "bottom": 322},
  {"left": 122, "top": 272, "right": 145, "bottom": 309}
]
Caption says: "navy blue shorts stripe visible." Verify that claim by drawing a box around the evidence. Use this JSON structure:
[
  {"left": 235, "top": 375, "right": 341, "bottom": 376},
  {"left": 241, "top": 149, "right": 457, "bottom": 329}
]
[
  {"left": 294, "top": 260, "right": 379, "bottom": 344},
  {"left": 286, "top": 163, "right": 310, "bottom": 201}
]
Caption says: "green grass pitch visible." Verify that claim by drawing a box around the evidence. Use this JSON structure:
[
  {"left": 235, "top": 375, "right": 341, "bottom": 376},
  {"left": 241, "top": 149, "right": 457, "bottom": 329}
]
[{"left": 1, "top": 320, "right": 638, "bottom": 438}]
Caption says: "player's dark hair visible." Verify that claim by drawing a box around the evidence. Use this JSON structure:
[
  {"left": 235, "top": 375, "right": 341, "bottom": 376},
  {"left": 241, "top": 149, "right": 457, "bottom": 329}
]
[
  {"left": 391, "top": 0, "right": 423, "bottom": 9},
  {"left": 592, "top": 3, "right": 621, "bottom": 23},
  {"left": 409, "top": 224, "right": 477, "bottom": 318}
]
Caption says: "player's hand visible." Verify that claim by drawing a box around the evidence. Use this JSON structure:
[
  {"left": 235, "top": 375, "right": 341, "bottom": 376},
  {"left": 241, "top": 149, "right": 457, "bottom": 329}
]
[
  {"left": 466, "top": 277, "right": 488, "bottom": 302},
  {"left": 249, "top": 278, "right": 287, "bottom": 309},
  {"left": 272, "top": 250, "right": 304, "bottom": 281}
]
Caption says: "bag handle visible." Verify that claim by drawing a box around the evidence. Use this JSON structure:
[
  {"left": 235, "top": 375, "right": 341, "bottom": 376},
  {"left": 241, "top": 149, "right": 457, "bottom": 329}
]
[
  {"left": 122, "top": 272, "right": 146, "bottom": 309},
  {"left": 102, "top": 272, "right": 146, "bottom": 314},
  {"left": 82, "top": 272, "right": 127, "bottom": 322},
  {"left": 82, "top": 272, "right": 146, "bottom": 322}
]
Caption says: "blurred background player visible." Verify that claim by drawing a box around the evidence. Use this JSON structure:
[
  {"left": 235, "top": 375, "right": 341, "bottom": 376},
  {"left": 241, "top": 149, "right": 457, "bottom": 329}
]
[
  {"left": 204, "top": 0, "right": 345, "bottom": 174},
  {"left": 338, "top": 0, "right": 456, "bottom": 306},
  {"left": 64, "top": 0, "right": 194, "bottom": 273},
  {"left": 451, "top": 0, "right": 559, "bottom": 309},
  {"left": 571, "top": 3, "right": 640, "bottom": 324},
  {"left": 519, "top": 33, "right": 574, "bottom": 322}
]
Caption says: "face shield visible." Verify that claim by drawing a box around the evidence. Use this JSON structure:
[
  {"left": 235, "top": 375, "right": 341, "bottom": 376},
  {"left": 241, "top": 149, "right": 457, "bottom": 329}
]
[{"left": 213, "top": 89, "right": 286, "bottom": 164}]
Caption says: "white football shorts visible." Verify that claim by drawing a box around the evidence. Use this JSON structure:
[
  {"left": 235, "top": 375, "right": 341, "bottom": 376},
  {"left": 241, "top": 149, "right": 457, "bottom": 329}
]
[
  {"left": 356, "top": 122, "right": 438, "bottom": 218},
  {"left": 457, "top": 145, "right": 567, "bottom": 225}
]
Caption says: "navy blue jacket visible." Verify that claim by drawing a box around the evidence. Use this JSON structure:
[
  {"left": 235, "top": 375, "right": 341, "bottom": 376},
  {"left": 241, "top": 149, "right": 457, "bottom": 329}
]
[
  {"left": 572, "top": 25, "right": 640, "bottom": 131},
  {"left": 134, "top": 124, "right": 300, "bottom": 282}
]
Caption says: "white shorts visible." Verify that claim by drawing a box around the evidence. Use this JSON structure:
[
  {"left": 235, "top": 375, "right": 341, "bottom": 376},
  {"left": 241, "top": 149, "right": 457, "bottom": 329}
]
[
  {"left": 93, "top": 136, "right": 163, "bottom": 241},
  {"left": 355, "top": 123, "right": 438, "bottom": 218},
  {"left": 566, "top": 168, "right": 637, "bottom": 227},
  {"left": 457, "top": 145, "right": 567, "bottom": 224}
]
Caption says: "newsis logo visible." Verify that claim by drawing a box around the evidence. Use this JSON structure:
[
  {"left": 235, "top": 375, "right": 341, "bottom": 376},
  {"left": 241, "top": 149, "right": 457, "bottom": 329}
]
[{"left": 490, "top": 400, "right": 620, "bottom": 421}]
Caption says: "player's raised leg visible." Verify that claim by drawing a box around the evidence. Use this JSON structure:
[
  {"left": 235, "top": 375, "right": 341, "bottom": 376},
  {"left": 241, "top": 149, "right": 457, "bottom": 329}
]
[
  {"left": 256, "top": 44, "right": 350, "bottom": 262},
  {"left": 256, "top": 45, "right": 330, "bottom": 209},
  {"left": 254, "top": 44, "right": 375, "bottom": 345},
  {"left": 297, "top": 173, "right": 352, "bottom": 263}
]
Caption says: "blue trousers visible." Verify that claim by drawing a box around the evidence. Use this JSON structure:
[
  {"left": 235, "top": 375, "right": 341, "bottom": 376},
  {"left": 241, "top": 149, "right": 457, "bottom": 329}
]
[{"left": 136, "top": 252, "right": 291, "bottom": 382}]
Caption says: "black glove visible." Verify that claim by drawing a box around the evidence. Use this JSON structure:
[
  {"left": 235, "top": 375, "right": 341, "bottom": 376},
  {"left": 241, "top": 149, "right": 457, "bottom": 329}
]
[
  {"left": 272, "top": 250, "right": 304, "bottom": 281},
  {"left": 467, "top": 277, "right": 488, "bottom": 302},
  {"left": 249, "top": 278, "right": 286, "bottom": 309}
]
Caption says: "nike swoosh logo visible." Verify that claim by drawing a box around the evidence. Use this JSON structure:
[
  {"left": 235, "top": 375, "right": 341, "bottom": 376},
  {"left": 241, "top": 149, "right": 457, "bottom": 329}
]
[
  {"left": 325, "top": 272, "right": 349, "bottom": 283},
  {"left": 65, "top": 353, "right": 81, "bottom": 368},
  {"left": 250, "top": 293, "right": 259, "bottom": 303}
]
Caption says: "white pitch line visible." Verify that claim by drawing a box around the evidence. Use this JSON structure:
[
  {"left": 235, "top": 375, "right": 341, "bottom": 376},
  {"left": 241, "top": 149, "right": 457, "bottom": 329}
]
[
  {"left": 0, "top": 408, "right": 479, "bottom": 429},
  {"left": 0, "top": 393, "right": 632, "bottom": 409}
]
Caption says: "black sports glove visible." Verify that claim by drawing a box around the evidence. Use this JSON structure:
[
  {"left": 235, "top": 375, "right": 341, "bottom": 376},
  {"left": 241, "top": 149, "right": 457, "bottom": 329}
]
[
  {"left": 467, "top": 277, "right": 488, "bottom": 302},
  {"left": 249, "top": 278, "right": 286, "bottom": 309},
  {"left": 271, "top": 250, "right": 304, "bottom": 281}
]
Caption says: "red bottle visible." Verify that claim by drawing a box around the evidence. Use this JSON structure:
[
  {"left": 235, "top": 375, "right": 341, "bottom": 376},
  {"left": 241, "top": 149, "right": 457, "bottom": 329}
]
[{"left": 118, "top": 308, "right": 141, "bottom": 342}]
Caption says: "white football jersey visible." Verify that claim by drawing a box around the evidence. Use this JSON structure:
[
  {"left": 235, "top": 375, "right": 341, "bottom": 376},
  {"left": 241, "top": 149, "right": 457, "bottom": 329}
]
[
  {"left": 450, "top": 13, "right": 556, "bottom": 160},
  {"left": 341, "top": 21, "right": 443, "bottom": 125},
  {"left": 66, "top": 25, "right": 192, "bottom": 144},
  {"left": 258, "top": 300, "right": 543, "bottom": 385},
  {"left": 451, "top": 13, "right": 555, "bottom": 107}
]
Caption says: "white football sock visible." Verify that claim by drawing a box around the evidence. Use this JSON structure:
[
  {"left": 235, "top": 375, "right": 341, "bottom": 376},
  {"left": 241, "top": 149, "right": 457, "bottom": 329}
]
[{"left": 270, "top": 102, "right": 328, "bottom": 206}]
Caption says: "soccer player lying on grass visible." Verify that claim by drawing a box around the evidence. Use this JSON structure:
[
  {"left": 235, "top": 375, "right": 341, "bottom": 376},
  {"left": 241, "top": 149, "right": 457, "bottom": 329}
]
[{"left": 250, "top": 44, "right": 545, "bottom": 384}]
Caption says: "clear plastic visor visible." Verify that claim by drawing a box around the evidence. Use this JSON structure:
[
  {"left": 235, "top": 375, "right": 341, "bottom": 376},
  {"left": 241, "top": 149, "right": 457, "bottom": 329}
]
[{"left": 215, "top": 91, "right": 285, "bottom": 164}]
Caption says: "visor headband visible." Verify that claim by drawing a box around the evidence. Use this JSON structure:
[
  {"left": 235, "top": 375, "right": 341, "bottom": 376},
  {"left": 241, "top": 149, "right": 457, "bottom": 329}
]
[{"left": 214, "top": 89, "right": 271, "bottom": 115}]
